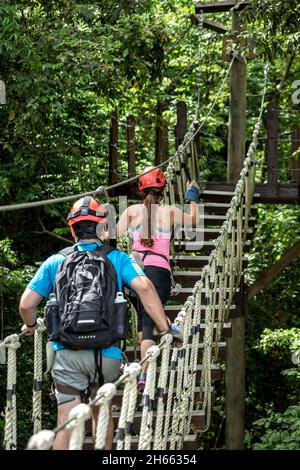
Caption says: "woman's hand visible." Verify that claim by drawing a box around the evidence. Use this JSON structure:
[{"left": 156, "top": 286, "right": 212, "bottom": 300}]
[
  {"left": 186, "top": 180, "right": 200, "bottom": 191},
  {"left": 185, "top": 180, "right": 201, "bottom": 203}
]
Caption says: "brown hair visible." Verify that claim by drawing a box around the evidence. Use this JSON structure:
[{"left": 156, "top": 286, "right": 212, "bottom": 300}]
[{"left": 140, "top": 189, "right": 163, "bottom": 247}]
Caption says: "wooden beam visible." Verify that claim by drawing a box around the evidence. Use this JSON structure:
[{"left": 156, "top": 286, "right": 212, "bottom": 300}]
[
  {"left": 155, "top": 102, "right": 168, "bottom": 165},
  {"left": 195, "top": 0, "right": 250, "bottom": 13},
  {"left": 191, "top": 14, "right": 228, "bottom": 34},
  {"left": 248, "top": 240, "right": 300, "bottom": 299},
  {"left": 108, "top": 112, "right": 118, "bottom": 185},
  {"left": 225, "top": 276, "right": 246, "bottom": 450},
  {"left": 227, "top": 12, "right": 247, "bottom": 183},
  {"left": 265, "top": 97, "right": 279, "bottom": 196},
  {"left": 175, "top": 101, "right": 187, "bottom": 149},
  {"left": 291, "top": 123, "right": 300, "bottom": 184},
  {"left": 127, "top": 115, "right": 136, "bottom": 177}
]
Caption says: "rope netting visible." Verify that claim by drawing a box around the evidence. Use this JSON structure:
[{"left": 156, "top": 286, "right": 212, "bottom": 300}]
[{"left": 2, "top": 62, "right": 269, "bottom": 451}]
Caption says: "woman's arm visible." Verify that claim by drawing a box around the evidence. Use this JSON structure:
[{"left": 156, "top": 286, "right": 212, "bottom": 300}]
[
  {"left": 170, "top": 180, "right": 200, "bottom": 227},
  {"left": 171, "top": 201, "right": 199, "bottom": 226},
  {"left": 116, "top": 207, "right": 130, "bottom": 237},
  {"left": 171, "top": 201, "right": 199, "bottom": 227}
]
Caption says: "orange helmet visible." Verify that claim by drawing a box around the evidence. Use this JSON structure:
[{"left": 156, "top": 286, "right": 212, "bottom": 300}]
[
  {"left": 67, "top": 196, "right": 107, "bottom": 237},
  {"left": 138, "top": 167, "right": 166, "bottom": 191}
]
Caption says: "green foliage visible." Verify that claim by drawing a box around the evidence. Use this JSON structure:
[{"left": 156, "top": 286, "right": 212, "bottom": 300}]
[
  {"left": 243, "top": 0, "right": 300, "bottom": 57},
  {"left": 257, "top": 328, "right": 300, "bottom": 358},
  {"left": 249, "top": 404, "right": 300, "bottom": 450}
]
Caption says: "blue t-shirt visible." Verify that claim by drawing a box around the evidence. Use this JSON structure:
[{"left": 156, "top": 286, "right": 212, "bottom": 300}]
[{"left": 28, "top": 241, "right": 145, "bottom": 359}]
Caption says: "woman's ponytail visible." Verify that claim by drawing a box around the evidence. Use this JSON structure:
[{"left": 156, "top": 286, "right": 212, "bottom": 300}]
[{"left": 140, "top": 190, "right": 162, "bottom": 247}]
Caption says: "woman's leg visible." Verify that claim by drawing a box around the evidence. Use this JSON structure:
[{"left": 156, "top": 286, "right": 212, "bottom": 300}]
[{"left": 140, "top": 267, "right": 171, "bottom": 378}]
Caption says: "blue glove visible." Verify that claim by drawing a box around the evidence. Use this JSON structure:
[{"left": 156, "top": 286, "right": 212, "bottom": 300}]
[
  {"left": 153, "top": 321, "right": 183, "bottom": 346},
  {"left": 170, "top": 323, "right": 180, "bottom": 334},
  {"left": 185, "top": 184, "right": 201, "bottom": 203}
]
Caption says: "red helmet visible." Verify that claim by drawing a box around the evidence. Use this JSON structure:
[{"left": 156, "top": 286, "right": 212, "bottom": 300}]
[
  {"left": 138, "top": 168, "right": 166, "bottom": 191},
  {"left": 67, "top": 196, "right": 107, "bottom": 236}
]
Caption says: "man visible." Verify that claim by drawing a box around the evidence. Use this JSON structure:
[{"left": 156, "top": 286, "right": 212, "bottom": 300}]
[{"left": 19, "top": 196, "right": 173, "bottom": 450}]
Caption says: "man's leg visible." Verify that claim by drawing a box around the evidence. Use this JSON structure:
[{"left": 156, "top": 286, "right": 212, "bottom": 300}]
[{"left": 52, "top": 398, "right": 81, "bottom": 450}]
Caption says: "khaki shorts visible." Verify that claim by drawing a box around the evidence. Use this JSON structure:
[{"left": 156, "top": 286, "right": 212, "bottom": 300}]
[{"left": 51, "top": 349, "right": 121, "bottom": 405}]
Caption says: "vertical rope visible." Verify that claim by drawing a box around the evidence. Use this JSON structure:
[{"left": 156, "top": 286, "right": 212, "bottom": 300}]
[
  {"left": 153, "top": 334, "right": 173, "bottom": 450},
  {"left": 138, "top": 345, "right": 161, "bottom": 450},
  {"left": 169, "top": 304, "right": 192, "bottom": 449},
  {"left": 94, "top": 383, "right": 117, "bottom": 450},
  {"left": 185, "top": 283, "right": 202, "bottom": 434},
  {"left": 4, "top": 334, "right": 20, "bottom": 450},
  {"left": 67, "top": 404, "right": 91, "bottom": 450},
  {"left": 116, "top": 362, "right": 141, "bottom": 450},
  {"left": 32, "top": 319, "right": 46, "bottom": 434},
  {"left": 161, "top": 347, "right": 178, "bottom": 449}
]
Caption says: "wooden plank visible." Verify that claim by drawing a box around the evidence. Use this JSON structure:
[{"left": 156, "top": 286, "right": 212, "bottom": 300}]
[
  {"left": 172, "top": 254, "right": 248, "bottom": 268},
  {"left": 84, "top": 434, "right": 198, "bottom": 451},
  {"left": 191, "top": 14, "right": 228, "bottom": 34},
  {"left": 195, "top": 1, "right": 250, "bottom": 13},
  {"left": 199, "top": 182, "right": 300, "bottom": 203},
  {"left": 108, "top": 112, "right": 119, "bottom": 185},
  {"left": 125, "top": 342, "right": 227, "bottom": 362},
  {"left": 127, "top": 115, "right": 136, "bottom": 177}
]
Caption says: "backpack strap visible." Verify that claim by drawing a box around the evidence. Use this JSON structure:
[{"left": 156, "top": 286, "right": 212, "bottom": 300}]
[
  {"left": 59, "top": 246, "right": 75, "bottom": 257},
  {"left": 93, "top": 349, "right": 104, "bottom": 387},
  {"left": 134, "top": 249, "right": 169, "bottom": 264}
]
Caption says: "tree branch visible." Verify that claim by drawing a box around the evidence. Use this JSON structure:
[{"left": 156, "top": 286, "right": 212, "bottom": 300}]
[
  {"left": 276, "top": 54, "right": 296, "bottom": 95},
  {"left": 34, "top": 218, "right": 72, "bottom": 245},
  {"left": 248, "top": 239, "right": 300, "bottom": 299}
]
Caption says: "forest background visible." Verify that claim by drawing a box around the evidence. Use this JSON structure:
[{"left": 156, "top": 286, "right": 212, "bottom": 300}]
[{"left": 0, "top": 0, "right": 299, "bottom": 450}]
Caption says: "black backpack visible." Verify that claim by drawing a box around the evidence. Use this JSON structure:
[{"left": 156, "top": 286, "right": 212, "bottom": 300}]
[{"left": 46, "top": 244, "right": 128, "bottom": 350}]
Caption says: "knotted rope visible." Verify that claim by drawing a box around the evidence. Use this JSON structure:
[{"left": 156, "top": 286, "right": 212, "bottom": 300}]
[
  {"left": 32, "top": 318, "right": 47, "bottom": 434},
  {"left": 3, "top": 334, "right": 21, "bottom": 450}
]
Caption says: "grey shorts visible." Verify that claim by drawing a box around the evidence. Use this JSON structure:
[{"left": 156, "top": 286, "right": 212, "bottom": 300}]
[{"left": 51, "top": 349, "right": 121, "bottom": 405}]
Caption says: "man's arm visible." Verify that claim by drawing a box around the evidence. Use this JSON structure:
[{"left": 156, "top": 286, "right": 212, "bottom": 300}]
[
  {"left": 19, "top": 288, "right": 43, "bottom": 336},
  {"left": 130, "top": 276, "right": 170, "bottom": 333}
]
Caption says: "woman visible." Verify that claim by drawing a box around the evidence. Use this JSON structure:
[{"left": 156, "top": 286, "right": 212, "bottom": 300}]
[{"left": 117, "top": 166, "right": 200, "bottom": 388}]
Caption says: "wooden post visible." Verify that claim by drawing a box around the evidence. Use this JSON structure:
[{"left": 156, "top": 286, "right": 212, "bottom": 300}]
[
  {"left": 155, "top": 102, "right": 168, "bottom": 165},
  {"left": 175, "top": 101, "right": 188, "bottom": 149},
  {"left": 108, "top": 112, "right": 119, "bottom": 185},
  {"left": 227, "top": 13, "right": 247, "bottom": 183},
  {"left": 225, "top": 277, "right": 246, "bottom": 450},
  {"left": 161, "top": 121, "right": 169, "bottom": 163},
  {"left": 265, "top": 97, "right": 279, "bottom": 195},
  {"left": 291, "top": 123, "right": 300, "bottom": 184},
  {"left": 225, "top": 10, "right": 246, "bottom": 450},
  {"left": 127, "top": 115, "right": 136, "bottom": 177}
]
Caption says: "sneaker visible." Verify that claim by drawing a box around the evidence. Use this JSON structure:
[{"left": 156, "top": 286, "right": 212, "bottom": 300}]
[{"left": 137, "top": 372, "right": 147, "bottom": 391}]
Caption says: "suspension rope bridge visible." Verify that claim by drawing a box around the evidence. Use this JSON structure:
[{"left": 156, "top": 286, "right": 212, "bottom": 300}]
[{"left": 2, "top": 49, "right": 269, "bottom": 449}]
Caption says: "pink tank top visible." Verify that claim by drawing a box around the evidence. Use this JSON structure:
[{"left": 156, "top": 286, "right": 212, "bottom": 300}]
[{"left": 131, "top": 224, "right": 172, "bottom": 272}]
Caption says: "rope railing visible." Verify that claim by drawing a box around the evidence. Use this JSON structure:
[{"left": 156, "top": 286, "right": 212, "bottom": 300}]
[{"left": 2, "top": 63, "right": 269, "bottom": 451}]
